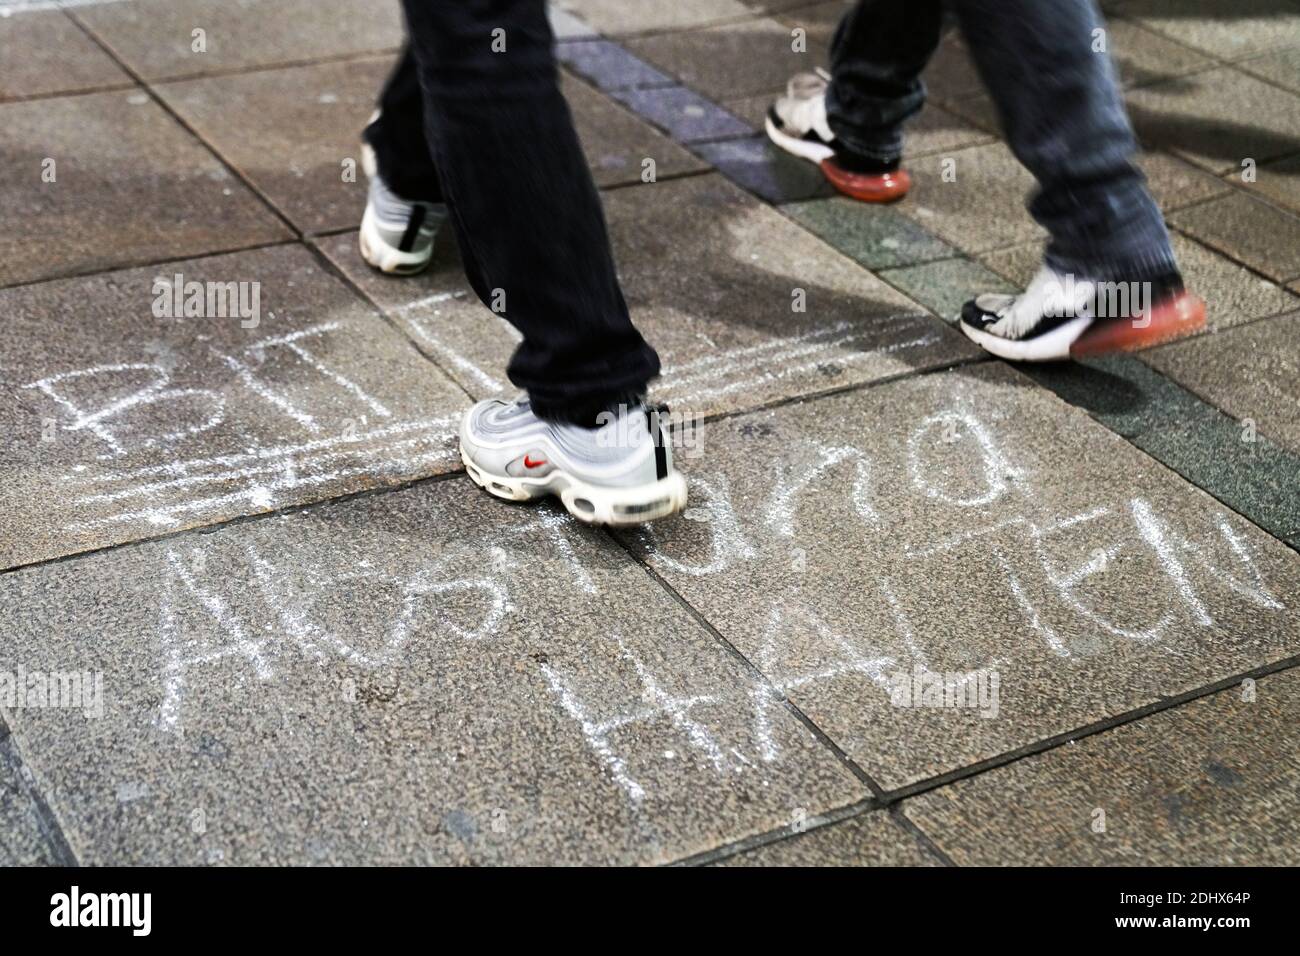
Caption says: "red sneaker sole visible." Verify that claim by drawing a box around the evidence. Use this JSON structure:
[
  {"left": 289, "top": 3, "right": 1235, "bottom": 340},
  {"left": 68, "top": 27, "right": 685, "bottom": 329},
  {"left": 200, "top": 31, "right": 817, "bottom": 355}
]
[
  {"left": 819, "top": 159, "right": 911, "bottom": 203},
  {"left": 1070, "top": 292, "right": 1207, "bottom": 358}
]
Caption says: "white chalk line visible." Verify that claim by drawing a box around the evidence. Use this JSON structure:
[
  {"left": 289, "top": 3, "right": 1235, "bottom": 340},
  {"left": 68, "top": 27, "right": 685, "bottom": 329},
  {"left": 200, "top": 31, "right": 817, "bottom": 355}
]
[
  {"left": 63, "top": 445, "right": 452, "bottom": 531},
  {"left": 668, "top": 334, "right": 941, "bottom": 405},
  {"left": 70, "top": 433, "right": 442, "bottom": 506},
  {"left": 60, "top": 416, "right": 456, "bottom": 485},
  {"left": 0, "top": 0, "right": 130, "bottom": 15}
]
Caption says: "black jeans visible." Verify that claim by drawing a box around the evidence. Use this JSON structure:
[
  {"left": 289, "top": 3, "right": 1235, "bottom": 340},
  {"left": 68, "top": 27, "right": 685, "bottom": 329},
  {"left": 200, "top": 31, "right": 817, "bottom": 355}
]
[
  {"left": 825, "top": 0, "right": 1178, "bottom": 282},
  {"left": 364, "top": 0, "right": 658, "bottom": 424}
]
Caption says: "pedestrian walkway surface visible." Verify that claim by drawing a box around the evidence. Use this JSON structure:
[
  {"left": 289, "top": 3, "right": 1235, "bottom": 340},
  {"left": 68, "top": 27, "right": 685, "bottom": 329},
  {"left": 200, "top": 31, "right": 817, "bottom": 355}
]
[{"left": 2, "top": 0, "right": 1298, "bottom": 866}]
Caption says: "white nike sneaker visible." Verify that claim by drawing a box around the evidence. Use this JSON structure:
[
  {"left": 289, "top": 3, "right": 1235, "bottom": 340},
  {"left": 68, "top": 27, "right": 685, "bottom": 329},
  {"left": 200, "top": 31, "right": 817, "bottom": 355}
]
[
  {"left": 459, "top": 398, "right": 688, "bottom": 526},
  {"left": 959, "top": 265, "right": 1206, "bottom": 361},
  {"left": 766, "top": 70, "right": 911, "bottom": 203},
  {"left": 359, "top": 171, "right": 447, "bottom": 276}
]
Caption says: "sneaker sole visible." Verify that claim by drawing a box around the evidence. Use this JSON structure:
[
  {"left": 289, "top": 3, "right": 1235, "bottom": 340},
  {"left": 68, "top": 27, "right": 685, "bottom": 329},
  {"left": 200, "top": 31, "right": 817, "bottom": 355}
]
[
  {"left": 959, "top": 294, "right": 1207, "bottom": 362},
  {"left": 765, "top": 115, "right": 911, "bottom": 203},
  {"left": 1070, "top": 293, "right": 1206, "bottom": 358},
  {"left": 460, "top": 445, "right": 688, "bottom": 527},
  {"left": 359, "top": 205, "right": 433, "bottom": 276}
]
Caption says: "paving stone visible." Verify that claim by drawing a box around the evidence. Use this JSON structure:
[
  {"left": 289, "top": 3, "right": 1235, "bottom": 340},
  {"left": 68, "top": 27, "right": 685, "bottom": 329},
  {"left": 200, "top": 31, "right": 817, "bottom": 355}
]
[
  {"left": 1238, "top": 46, "right": 1300, "bottom": 94},
  {"left": 1112, "top": 0, "right": 1300, "bottom": 60},
  {"left": 980, "top": 234, "right": 1299, "bottom": 333},
  {"left": 1137, "top": 149, "right": 1233, "bottom": 211},
  {"left": 879, "top": 257, "right": 1016, "bottom": 324},
  {"left": 616, "top": 362, "right": 1300, "bottom": 789},
  {"left": 73, "top": 0, "right": 404, "bottom": 81},
  {"left": 561, "top": 74, "right": 710, "bottom": 186},
  {"left": 557, "top": 39, "right": 674, "bottom": 92},
  {"left": 1102, "top": 16, "right": 1217, "bottom": 87},
  {"left": 553, "top": 0, "right": 754, "bottom": 36},
  {"left": 904, "top": 667, "right": 1300, "bottom": 864},
  {"left": 1020, "top": 355, "right": 1300, "bottom": 548},
  {"left": 1171, "top": 192, "right": 1300, "bottom": 283},
  {"left": 693, "top": 135, "right": 835, "bottom": 203},
  {"left": 0, "top": 8, "right": 132, "bottom": 100},
  {"left": 158, "top": 61, "right": 702, "bottom": 233},
  {"left": 627, "top": 17, "right": 828, "bottom": 102},
  {"left": 0, "top": 90, "right": 290, "bottom": 287},
  {"left": 772, "top": 0, "right": 852, "bottom": 47},
  {"left": 157, "top": 56, "right": 390, "bottom": 235},
  {"left": 1239, "top": 152, "right": 1300, "bottom": 215},
  {"left": 715, "top": 811, "right": 941, "bottom": 866},
  {"left": 0, "top": 480, "right": 865, "bottom": 864},
  {"left": 0, "top": 733, "right": 59, "bottom": 865},
  {"left": 899, "top": 143, "right": 1047, "bottom": 255},
  {"left": 0, "top": 244, "right": 467, "bottom": 569},
  {"left": 1143, "top": 311, "right": 1300, "bottom": 455},
  {"left": 611, "top": 86, "right": 752, "bottom": 144},
  {"left": 316, "top": 173, "right": 977, "bottom": 416},
  {"left": 783, "top": 199, "right": 957, "bottom": 270},
  {"left": 1127, "top": 68, "right": 1300, "bottom": 175},
  {"left": 920, "top": 32, "right": 984, "bottom": 107},
  {"left": 549, "top": 6, "right": 598, "bottom": 40}
]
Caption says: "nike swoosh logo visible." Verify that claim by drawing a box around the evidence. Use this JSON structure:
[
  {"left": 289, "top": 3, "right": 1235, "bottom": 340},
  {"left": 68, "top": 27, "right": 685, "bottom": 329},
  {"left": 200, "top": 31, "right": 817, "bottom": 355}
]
[{"left": 523, "top": 455, "right": 547, "bottom": 469}]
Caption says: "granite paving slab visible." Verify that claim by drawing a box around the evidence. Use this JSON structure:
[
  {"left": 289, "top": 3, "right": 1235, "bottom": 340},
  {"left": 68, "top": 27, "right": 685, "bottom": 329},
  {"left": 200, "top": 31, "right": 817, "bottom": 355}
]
[
  {"left": 627, "top": 17, "right": 828, "bottom": 102},
  {"left": 1127, "top": 68, "right": 1300, "bottom": 175},
  {"left": 157, "top": 61, "right": 704, "bottom": 234},
  {"left": 1170, "top": 191, "right": 1300, "bottom": 283},
  {"left": 157, "top": 56, "right": 391, "bottom": 235},
  {"left": 617, "top": 362, "right": 1300, "bottom": 789},
  {"left": 0, "top": 732, "right": 60, "bottom": 865},
  {"left": 0, "top": 480, "right": 865, "bottom": 864},
  {"left": 898, "top": 143, "right": 1046, "bottom": 255},
  {"left": 903, "top": 666, "right": 1300, "bottom": 864},
  {"left": 557, "top": 39, "right": 675, "bottom": 92},
  {"left": 693, "top": 135, "right": 836, "bottom": 203},
  {"left": 553, "top": 0, "right": 755, "bottom": 37},
  {"left": 1112, "top": 0, "right": 1300, "bottom": 60},
  {"left": 1239, "top": 152, "right": 1300, "bottom": 215},
  {"left": 611, "top": 85, "right": 753, "bottom": 144},
  {"left": 1142, "top": 310, "right": 1300, "bottom": 454},
  {"left": 0, "top": 8, "right": 132, "bottom": 100},
  {"left": 714, "top": 810, "right": 941, "bottom": 866},
  {"left": 1137, "top": 149, "right": 1234, "bottom": 211},
  {"left": 560, "top": 73, "right": 710, "bottom": 186},
  {"left": 1019, "top": 355, "right": 1300, "bottom": 550},
  {"left": 1238, "top": 45, "right": 1300, "bottom": 94},
  {"left": 782, "top": 199, "right": 957, "bottom": 271},
  {"left": 72, "top": 0, "right": 404, "bottom": 81},
  {"left": 878, "top": 257, "right": 1016, "bottom": 324},
  {"left": 0, "top": 244, "right": 467, "bottom": 569},
  {"left": 315, "top": 173, "right": 978, "bottom": 417},
  {"left": 0, "top": 89, "right": 290, "bottom": 287}
]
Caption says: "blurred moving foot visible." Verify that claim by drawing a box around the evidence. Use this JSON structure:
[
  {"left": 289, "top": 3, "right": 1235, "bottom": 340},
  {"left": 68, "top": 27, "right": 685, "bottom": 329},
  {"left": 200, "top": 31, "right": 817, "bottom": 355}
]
[
  {"left": 359, "top": 140, "right": 446, "bottom": 275},
  {"left": 766, "top": 70, "right": 911, "bottom": 203},
  {"left": 959, "top": 265, "right": 1206, "bottom": 362},
  {"left": 459, "top": 398, "right": 688, "bottom": 527}
]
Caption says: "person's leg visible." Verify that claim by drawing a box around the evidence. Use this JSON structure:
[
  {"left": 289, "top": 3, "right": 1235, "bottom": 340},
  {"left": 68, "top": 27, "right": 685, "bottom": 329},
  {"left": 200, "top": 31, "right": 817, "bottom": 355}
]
[
  {"left": 399, "top": 0, "right": 657, "bottom": 426},
  {"left": 358, "top": 45, "right": 448, "bottom": 275},
  {"left": 951, "top": 0, "right": 1174, "bottom": 283},
  {"left": 765, "top": 0, "right": 943, "bottom": 201},
  {"left": 951, "top": 0, "right": 1204, "bottom": 359},
  {"left": 823, "top": 0, "right": 946, "bottom": 166},
  {"left": 364, "top": 45, "right": 443, "bottom": 203}
]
